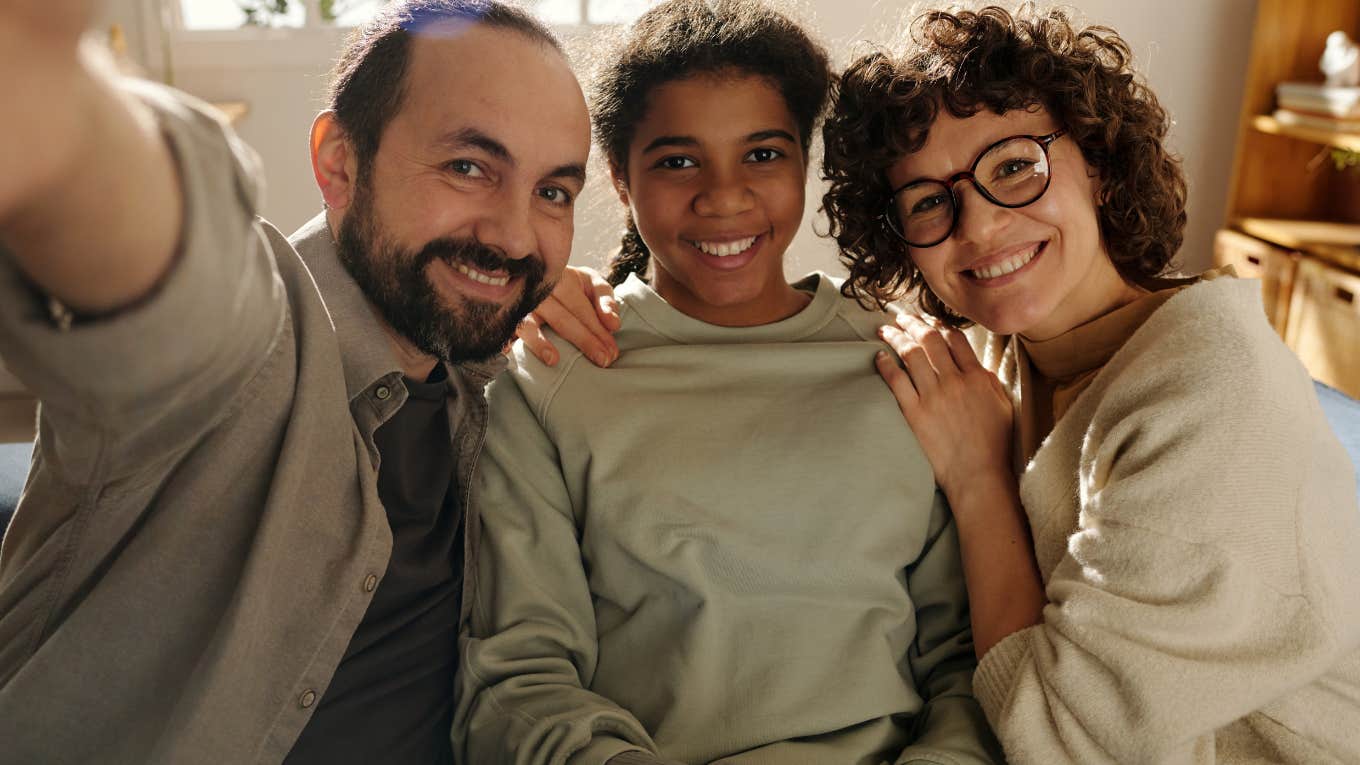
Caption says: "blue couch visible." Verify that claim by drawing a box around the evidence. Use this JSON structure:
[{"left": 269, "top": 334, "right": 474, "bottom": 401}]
[{"left": 2, "top": 382, "right": 1360, "bottom": 540}]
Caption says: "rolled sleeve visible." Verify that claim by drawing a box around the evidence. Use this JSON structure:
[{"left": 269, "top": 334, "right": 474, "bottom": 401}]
[{"left": 0, "top": 79, "right": 285, "bottom": 480}]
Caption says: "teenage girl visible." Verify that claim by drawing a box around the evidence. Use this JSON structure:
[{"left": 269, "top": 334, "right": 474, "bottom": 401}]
[{"left": 453, "top": 2, "right": 1003, "bottom": 763}]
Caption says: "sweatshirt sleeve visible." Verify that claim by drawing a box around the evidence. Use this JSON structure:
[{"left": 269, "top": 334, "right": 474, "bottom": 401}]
[
  {"left": 971, "top": 340, "right": 1360, "bottom": 764},
  {"left": 895, "top": 492, "right": 1006, "bottom": 765},
  {"left": 454, "top": 369, "right": 660, "bottom": 765}
]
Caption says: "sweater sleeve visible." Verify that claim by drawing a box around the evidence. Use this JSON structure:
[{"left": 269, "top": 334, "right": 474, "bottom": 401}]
[
  {"left": 453, "top": 370, "right": 660, "bottom": 765},
  {"left": 972, "top": 344, "right": 1360, "bottom": 764},
  {"left": 895, "top": 492, "right": 1006, "bottom": 765}
]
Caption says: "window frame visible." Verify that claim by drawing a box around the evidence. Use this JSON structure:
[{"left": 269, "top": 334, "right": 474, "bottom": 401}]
[{"left": 151, "top": 0, "right": 632, "bottom": 72}]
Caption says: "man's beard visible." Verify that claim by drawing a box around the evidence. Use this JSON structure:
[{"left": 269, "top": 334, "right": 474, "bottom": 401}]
[{"left": 335, "top": 184, "right": 554, "bottom": 365}]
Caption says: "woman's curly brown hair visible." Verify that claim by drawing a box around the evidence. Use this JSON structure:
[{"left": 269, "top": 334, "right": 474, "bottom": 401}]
[{"left": 821, "top": 3, "right": 1187, "bottom": 325}]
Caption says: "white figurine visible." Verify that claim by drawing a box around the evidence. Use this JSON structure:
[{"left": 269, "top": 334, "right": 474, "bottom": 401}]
[{"left": 1321, "top": 30, "right": 1360, "bottom": 88}]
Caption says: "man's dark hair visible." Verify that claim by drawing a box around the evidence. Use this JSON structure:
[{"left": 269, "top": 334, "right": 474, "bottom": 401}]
[{"left": 327, "top": 0, "right": 562, "bottom": 175}]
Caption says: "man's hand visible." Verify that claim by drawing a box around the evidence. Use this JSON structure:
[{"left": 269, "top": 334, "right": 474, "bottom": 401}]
[
  {"left": 516, "top": 266, "right": 621, "bottom": 368},
  {"left": 0, "top": 7, "right": 183, "bottom": 317},
  {"left": 0, "top": 2, "right": 95, "bottom": 220}
]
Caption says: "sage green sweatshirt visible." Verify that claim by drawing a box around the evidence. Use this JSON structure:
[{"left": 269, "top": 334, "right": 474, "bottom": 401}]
[{"left": 454, "top": 273, "right": 1002, "bottom": 765}]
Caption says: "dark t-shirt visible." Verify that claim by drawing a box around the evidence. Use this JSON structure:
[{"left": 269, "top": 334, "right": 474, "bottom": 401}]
[{"left": 287, "top": 365, "right": 463, "bottom": 764}]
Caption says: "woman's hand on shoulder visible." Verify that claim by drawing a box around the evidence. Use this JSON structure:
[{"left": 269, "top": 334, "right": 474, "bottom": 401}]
[
  {"left": 875, "top": 313, "right": 1014, "bottom": 500},
  {"left": 515, "top": 265, "right": 621, "bottom": 368}
]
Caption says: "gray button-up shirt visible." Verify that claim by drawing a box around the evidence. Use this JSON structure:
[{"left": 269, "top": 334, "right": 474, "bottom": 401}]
[{"left": 0, "top": 80, "right": 504, "bottom": 764}]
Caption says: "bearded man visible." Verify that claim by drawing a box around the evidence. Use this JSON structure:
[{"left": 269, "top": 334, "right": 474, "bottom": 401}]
[{"left": 0, "top": 2, "right": 605, "bottom": 762}]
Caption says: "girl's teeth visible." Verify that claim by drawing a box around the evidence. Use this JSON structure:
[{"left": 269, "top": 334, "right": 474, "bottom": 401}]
[
  {"left": 694, "top": 236, "right": 757, "bottom": 257},
  {"left": 454, "top": 262, "right": 510, "bottom": 286},
  {"left": 969, "top": 245, "right": 1040, "bottom": 280}
]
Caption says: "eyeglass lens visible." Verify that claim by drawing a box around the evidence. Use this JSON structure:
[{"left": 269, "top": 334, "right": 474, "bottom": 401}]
[{"left": 890, "top": 136, "right": 1053, "bottom": 246}]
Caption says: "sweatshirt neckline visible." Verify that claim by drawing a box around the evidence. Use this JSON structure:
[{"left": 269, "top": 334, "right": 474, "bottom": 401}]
[{"left": 618, "top": 272, "right": 842, "bottom": 344}]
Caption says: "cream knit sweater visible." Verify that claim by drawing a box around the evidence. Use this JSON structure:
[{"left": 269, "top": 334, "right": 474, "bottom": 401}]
[{"left": 971, "top": 276, "right": 1360, "bottom": 763}]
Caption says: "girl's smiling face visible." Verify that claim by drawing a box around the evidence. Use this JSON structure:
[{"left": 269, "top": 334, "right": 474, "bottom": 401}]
[
  {"left": 616, "top": 72, "right": 810, "bottom": 326},
  {"left": 886, "top": 106, "right": 1142, "bottom": 340}
]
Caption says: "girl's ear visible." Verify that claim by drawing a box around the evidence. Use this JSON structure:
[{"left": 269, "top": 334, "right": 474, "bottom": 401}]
[{"left": 609, "top": 162, "right": 630, "bottom": 207}]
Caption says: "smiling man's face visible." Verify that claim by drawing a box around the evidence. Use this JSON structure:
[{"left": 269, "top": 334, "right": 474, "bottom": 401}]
[{"left": 337, "top": 22, "right": 590, "bottom": 363}]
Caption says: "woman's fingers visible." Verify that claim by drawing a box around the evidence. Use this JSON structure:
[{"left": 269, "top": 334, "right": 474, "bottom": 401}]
[
  {"left": 907, "top": 322, "right": 961, "bottom": 378},
  {"left": 878, "top": 324, "right": 939, "bottom": 395},
  {"left": 514, "top": 313, "right": 558, "bottom": 366},
  {"left": 941, "top": 326, "right": 983, "bottom": 372},
  {"left": 875, "top": 350, "right": 919, "bottom": 414}
]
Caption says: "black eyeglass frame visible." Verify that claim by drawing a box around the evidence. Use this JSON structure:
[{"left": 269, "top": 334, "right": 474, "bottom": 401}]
[{"left": 883, "top": 129, "right": 1068, "bottom": 248}]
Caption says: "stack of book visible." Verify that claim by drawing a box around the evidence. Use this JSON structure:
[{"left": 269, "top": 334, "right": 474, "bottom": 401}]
[{"left": 1275, "top": 83, "right": 1360, "bottom": 132}]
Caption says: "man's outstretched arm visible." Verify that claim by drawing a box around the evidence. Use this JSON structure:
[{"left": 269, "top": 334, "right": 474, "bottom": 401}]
[{"left": 1, "top": 1, "right": 182, "bottom": 315}]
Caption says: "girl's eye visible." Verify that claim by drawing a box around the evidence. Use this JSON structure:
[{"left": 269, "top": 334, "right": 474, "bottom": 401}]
[
  {"left": 745, "top": 147, "right": 783, "bottom": 163},
  {"left": 537, "top": 186, "right": 574, "bottom": 207},
  {"left": 447, "top": 159, "right": 486, "bottom": 178},
  {"left": 657, "top": 156, "right": 697, "bottom": 170}
]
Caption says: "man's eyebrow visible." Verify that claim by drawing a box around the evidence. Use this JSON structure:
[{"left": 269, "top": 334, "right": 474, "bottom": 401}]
[
  {"left": 546, "top": 163, "right": 588, "bottom": 186},
  {"left": 437, "top": 127, "right": 512, "bottom": 164}
]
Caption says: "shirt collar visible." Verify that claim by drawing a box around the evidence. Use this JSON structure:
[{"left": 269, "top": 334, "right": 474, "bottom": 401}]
[{"left": 288, "top": 212, "right": 507, "bottom": 400}]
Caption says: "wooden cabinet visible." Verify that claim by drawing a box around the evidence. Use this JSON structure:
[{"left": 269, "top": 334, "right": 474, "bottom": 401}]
[
  {"left": 1286, "top": 258, "right": 1360, "bottom": 396},
  {"left": 1221, "top": 0, "right": 1360, "bottom": 398},
  {"left": 1212, "top": 229, "right": 1297, "bottom": 337},
  {"left": 0, "top": 362, "right": 34, "bottom": 444}
]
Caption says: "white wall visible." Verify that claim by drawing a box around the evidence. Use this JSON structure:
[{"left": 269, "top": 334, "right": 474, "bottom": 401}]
[
  {"left": 65, "top": 0, "right": 1269, "bottom": 276},
  {"left": 148, "top": 0, "right": 1258, "bottom": 279},
  {"left": 0, "top": 0, "right": 1263, "bottom": 412}
]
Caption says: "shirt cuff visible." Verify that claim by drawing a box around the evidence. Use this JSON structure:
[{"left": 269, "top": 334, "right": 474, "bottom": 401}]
[
  {"left": 605, "top": 751, "right": 670, "bottom": 765},
  {"left": 566, "top": 738, "right": 657, "bottom": 765}
]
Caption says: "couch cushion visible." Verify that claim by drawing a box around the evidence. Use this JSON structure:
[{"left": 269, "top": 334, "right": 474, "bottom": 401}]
[
  {"left": 0, "top": 441, "right": 32, "bottom": 538},
  {"left": 1317, "top": 381, "right": 1360, "bottom": 481}
]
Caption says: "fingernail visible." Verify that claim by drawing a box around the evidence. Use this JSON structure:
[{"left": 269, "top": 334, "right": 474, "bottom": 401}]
[
  {"left": 875, "top": 351, "right": 888, "bottom": 361},
  {"left": 603, "top": 297, "right": 618, "bottom": 315},
  {"left": 594, "top": 351, "right": 611, "bottom": 367}
]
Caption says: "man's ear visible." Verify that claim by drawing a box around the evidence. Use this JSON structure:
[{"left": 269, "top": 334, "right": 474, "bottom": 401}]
[
  {"left": 310, "top": 111, "right": 359, "bottom": 211},
  {"left": 608, "top": 162, "right": 630, "bottom": 208}
]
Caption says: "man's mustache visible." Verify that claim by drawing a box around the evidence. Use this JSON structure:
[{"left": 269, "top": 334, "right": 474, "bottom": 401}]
[{"left": 416, "top": 237, "right": 544, "bottom": 282}]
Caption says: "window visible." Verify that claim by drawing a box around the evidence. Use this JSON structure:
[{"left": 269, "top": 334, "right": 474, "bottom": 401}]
[{"left": 175, "top": 0, "right": 651, "bottom": 31}]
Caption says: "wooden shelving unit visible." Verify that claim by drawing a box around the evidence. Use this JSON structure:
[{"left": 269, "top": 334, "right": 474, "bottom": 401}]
[
  {"left": 1249, "top": 114, "right": 1360, "bottom": 152},
  {"left": 1218, "top": 0, "right": 1360, "bottom": 398}
]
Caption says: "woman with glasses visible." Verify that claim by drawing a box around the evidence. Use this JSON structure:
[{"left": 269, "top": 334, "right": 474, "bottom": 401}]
[{"left": 822, "top": 5, "right": 1360, "bottom": 764}]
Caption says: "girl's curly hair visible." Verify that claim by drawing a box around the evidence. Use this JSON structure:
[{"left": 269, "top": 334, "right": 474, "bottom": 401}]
[
  {"left": 591, "top": 0, "right": 832, "bottom": 286},
  {"left": 821, "top": 3, "right": 1187, "bottom": 325}
]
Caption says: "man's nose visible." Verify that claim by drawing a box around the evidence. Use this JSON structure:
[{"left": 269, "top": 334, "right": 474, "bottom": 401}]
[{"left": 473, "top": 192, "right": 536, "bottom": 262}]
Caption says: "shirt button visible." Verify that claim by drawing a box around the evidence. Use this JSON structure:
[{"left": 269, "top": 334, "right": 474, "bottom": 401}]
[
  {"left": 363, "top": 574, "right": 378, "bottom": 592},
  {"left": 299, "top": 690, "right": 316, "bottom": 708},
  {"left": 374, "top": 385, "right": 391, "bottom": 401}
]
